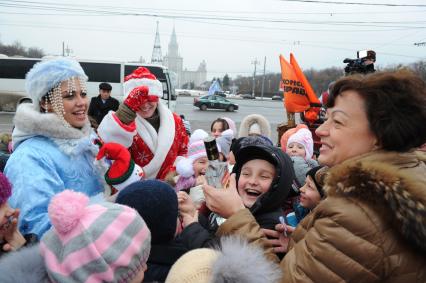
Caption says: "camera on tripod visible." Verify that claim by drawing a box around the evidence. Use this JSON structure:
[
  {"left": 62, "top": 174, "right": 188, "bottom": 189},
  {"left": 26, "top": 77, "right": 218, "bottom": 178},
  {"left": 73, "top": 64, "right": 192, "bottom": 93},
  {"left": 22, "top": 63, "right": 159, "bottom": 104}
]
[{"left": 343, "top": 50, "right": 376, "bottom": 75}]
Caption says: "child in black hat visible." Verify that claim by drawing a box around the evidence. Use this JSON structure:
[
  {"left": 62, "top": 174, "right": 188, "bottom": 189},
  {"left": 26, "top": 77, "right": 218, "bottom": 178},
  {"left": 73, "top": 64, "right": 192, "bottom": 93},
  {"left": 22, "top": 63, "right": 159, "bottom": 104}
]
[{"left": 285, "top": 166, "right": 327, "bottom": 226}]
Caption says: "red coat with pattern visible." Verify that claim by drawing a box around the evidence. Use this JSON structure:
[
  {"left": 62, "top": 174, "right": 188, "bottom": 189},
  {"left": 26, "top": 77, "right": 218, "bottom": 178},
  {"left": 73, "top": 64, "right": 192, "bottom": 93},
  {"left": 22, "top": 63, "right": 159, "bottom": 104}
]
[{"left": 129, "top": 113, "right": 188, "bottom": 180}]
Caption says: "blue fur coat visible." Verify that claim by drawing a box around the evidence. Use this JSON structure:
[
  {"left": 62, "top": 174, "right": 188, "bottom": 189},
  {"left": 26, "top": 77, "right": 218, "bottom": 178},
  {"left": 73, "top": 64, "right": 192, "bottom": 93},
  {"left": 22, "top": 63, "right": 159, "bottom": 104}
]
[{"left": 5, "top": 104, "right": 105, "bottom": 238}]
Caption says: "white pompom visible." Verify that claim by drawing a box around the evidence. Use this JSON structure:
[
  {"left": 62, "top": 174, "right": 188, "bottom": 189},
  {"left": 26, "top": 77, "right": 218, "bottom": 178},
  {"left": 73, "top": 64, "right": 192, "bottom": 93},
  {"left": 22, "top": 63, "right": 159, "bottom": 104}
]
[
  {"left": 176, "top": 158, "right": 195, "bottom": 178},
  {"left": 189, "top": 129, "right": 209, "bottom": 144}
]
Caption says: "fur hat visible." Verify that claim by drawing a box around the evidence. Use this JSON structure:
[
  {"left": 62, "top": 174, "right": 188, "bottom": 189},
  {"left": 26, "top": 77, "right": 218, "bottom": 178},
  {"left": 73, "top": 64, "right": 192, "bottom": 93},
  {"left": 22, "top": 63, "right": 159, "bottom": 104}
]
[
  {"left": 287, "top": 128, "right": 314, "bottom": 159},
  {"left": 25, "top": 57, "right": 87, "bottom": 102},
  {"left": 0, "top": 172, "right": 12, "bottom": 205},
  {"left": 216, "top": 129, "right": 234, "bottom": 158},
  {"left": 177, "top": 130, "right": 209, "bottom": 178},
  {"left": 116, "top": 180, "right": 178, "bottom": 244},
  {"left": 280, "top": 124, "right": 309, "bottom": 152},
  {"left": 0, "top": 244, "right": 48, "bottom": 283},
  {"left": 123, "top": 67, "right": 162, "bottom": 99},
  {"left": 239, "top": 114, "right": 271, "bottom": 139},
  {"left": 40, "top": 190, "right": 151, "bottom": 283},
  {"left": 165, "top": 236, "right": 281, "bottom": 283}
]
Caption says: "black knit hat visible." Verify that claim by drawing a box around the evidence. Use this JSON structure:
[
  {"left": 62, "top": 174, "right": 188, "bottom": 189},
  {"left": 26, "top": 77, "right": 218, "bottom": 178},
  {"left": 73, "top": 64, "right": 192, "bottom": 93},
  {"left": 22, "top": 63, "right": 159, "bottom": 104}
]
[
  {"left": 305, "top": 166, "right": 326, "bottom": 198},
  {"left": 116, "top": 180, "right": 178, "bottom": 244}
]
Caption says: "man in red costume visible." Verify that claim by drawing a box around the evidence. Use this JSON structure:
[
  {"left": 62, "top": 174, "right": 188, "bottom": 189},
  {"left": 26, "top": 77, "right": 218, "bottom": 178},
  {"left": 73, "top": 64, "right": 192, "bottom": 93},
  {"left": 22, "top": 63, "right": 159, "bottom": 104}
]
[{"left": 98, "top": 67, "right": 188, "bottom": 180}]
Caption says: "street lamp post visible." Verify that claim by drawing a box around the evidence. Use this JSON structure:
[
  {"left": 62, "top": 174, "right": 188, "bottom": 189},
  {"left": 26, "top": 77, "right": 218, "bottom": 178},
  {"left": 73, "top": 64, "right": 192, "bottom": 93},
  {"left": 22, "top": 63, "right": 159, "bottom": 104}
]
[{"left": 251, "top": 58, "right": 259, "bottom": 98}]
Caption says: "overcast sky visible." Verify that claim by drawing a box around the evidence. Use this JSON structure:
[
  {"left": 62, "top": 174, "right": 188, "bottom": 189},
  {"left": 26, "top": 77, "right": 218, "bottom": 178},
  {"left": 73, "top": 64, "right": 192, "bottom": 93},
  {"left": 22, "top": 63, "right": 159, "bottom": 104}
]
[{"left": 0, "top": 0, "right": 425, "bottom": 80}]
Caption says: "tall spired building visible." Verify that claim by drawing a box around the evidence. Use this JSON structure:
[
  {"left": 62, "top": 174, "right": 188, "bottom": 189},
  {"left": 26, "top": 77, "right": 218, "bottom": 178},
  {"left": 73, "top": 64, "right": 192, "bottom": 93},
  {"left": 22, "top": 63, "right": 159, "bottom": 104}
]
[
  {"left": 151, "top": 21, "right": 163, "bottom": 64},
  {"left": 163, "top": 26, "right": 207, "bottom": 88},
  {"left": 163, "top": 27, "right": 183, "bottom": 86}
]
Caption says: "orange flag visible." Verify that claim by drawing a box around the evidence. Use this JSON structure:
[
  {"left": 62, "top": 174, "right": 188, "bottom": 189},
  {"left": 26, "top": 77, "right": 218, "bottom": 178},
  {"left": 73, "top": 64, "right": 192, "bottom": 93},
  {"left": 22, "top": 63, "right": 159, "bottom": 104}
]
[
  {"left": 279, "top": 54, "right": 310, "bottom": 113},
  {"left": 290, "top": 53, "right": 321, "bottom": 106},
  {"left": 279, "top": 53, "right": 321, "bottom": 123}
]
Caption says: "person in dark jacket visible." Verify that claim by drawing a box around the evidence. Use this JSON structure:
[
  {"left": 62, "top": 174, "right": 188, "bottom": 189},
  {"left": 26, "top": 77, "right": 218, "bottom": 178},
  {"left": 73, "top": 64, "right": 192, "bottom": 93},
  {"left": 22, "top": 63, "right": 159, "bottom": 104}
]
[
  {"left": 116, "top": 180, "right": 189, "bottom": 282},
  {"left": 88, "top": 82, "right": 119, "bottom": 124},
  {"left": 177, "top": 144, "right": 295, "bottom": 250}
]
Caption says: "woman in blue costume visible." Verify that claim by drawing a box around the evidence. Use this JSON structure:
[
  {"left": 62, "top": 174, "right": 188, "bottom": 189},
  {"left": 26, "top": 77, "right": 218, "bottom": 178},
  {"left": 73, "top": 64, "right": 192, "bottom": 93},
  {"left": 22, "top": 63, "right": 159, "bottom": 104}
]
[{"left": 4, "top": 58, "right": 106, "bottom": 239}]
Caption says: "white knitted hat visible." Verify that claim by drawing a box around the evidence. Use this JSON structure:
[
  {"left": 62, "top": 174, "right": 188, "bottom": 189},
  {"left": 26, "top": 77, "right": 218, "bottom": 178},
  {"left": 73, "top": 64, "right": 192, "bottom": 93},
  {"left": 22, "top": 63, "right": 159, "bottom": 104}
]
[
  {"left": 176, "top": 130, "right": 209, "bottom": 177},
  {"left": 287, "top": 128, "right": 314, "bottom": 159}
]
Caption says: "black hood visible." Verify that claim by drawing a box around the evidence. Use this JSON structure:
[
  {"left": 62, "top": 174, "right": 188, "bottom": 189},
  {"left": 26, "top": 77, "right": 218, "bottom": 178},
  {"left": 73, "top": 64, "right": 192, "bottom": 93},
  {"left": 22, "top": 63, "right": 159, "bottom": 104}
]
[{"left": 232, "top": 145, "right": 295, "bottom": 216}]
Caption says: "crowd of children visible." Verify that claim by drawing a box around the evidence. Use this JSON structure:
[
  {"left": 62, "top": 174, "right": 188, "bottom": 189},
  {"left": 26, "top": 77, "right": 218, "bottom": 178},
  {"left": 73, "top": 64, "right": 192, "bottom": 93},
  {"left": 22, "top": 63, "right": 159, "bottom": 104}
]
[{"left": 1, "top": 57, "right": 425, "bottom": 283}]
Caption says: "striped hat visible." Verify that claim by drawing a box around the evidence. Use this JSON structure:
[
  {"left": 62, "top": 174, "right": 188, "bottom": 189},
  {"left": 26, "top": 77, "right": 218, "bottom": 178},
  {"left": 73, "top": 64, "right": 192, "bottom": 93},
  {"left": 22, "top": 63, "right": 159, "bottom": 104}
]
[{"left": 40, "top": 190, "right": 151, "bottom": 283}]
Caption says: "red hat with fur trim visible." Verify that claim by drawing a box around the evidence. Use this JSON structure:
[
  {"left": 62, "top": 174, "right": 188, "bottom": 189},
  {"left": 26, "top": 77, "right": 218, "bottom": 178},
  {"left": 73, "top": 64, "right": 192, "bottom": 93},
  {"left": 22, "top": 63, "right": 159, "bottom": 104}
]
[{"left": 123, "top": 67, "right": 163, "bottom": 99}]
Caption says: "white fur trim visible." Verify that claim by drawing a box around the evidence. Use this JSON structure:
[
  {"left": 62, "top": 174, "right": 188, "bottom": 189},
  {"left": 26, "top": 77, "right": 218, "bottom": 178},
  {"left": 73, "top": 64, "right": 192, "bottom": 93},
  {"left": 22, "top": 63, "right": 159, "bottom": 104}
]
[
  {"left": 176, "top": 157, "right": 195, "bottom": 178},
  {"left": 238, "top": 114, "right": 271, "bottom": 138},
  {"left": 123, "top": 78, "right": 163, "bottom": 99},
  {"left": 97, "top": 112, "right": 135, "bottom": 148},
  {"left": 136, "top": 103, "right": 175, "bottom": 178},
  {"left": 189, "top": 129, "right": 209, "bottom": 144},
  {"left": 12, "top": 103, "right": 92, "bottom": 151},
  {"left": 112, "top": 164, "right": 144, "bottom": 191}
]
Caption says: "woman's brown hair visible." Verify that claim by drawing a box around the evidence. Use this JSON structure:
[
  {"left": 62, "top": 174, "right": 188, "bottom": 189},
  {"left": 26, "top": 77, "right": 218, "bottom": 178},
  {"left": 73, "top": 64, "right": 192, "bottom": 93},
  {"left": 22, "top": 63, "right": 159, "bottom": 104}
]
[{"left": 327, "top": 70, "right": 426, "bottom": 151}]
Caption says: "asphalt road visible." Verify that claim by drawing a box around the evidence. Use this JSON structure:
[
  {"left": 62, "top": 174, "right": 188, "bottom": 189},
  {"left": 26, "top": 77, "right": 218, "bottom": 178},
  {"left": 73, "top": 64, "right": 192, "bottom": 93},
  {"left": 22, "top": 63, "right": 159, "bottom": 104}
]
[
  {"left": 176, "top": 96, "right": 291, "bottom": 144},
  {"left": 0, "top": 96, "right": 291, "bottom": 144}
]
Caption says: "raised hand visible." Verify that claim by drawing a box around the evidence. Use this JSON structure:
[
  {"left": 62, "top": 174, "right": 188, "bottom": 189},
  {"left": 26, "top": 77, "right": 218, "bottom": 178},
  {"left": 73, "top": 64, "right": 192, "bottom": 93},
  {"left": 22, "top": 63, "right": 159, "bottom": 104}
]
[
  {"left": 124, "top": 86, "right": 158, "bottom": 112},
  {"left": 1, "top": 208, "right": 26, "bottom": 252},
  {"left": 203, "top": 174, "right": 245, "bottom": 218},
  {"left": 261, "top": 222, "right": 295, "bottom": 254}
]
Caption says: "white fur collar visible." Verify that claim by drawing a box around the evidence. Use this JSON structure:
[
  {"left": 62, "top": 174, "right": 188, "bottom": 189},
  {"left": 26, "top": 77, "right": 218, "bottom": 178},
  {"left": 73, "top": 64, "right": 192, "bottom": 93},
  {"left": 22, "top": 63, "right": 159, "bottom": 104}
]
[
  {"left": 135, "top": 103, "right": 175, "bottom": 178},
  {"left": 12, "top": 103, "right": 94, "bottom": 156}
]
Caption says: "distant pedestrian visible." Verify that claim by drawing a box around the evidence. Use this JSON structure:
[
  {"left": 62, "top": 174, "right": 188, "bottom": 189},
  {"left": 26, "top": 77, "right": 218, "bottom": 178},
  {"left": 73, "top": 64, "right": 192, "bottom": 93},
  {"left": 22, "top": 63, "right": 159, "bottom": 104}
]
[
  {"left": 88, "top": 82, "right": 119, "bottom": 124},
  {"left": 180, "top": 114, "right": 192, "bottom": 136}
]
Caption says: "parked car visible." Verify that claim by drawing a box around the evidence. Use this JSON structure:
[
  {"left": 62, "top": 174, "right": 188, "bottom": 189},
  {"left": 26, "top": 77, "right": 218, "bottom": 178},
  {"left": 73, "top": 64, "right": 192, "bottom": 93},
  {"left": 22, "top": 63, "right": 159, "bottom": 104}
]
[
  {"left": 271, "top": 95, "right": 283, "bottom": 101},
  {"left": 193, "top": 95, "right": 239, "bottom": 112},
  {"left": 241, "top": 93, "right": 255, "bottom": 99}
]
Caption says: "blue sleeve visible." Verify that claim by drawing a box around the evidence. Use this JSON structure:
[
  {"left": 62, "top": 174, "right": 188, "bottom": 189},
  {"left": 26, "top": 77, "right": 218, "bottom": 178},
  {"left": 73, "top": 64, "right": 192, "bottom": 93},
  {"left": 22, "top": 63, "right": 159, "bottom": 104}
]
[{"left": 5, "top": 145, "right": 65, "bottom": 238}]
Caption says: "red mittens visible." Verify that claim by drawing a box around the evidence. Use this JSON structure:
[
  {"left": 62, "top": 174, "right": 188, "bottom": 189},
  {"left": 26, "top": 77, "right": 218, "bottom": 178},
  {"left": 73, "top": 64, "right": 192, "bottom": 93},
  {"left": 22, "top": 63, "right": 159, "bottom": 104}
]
[{"left": 124, "top": 86, "right": 159, "bottom": 112}]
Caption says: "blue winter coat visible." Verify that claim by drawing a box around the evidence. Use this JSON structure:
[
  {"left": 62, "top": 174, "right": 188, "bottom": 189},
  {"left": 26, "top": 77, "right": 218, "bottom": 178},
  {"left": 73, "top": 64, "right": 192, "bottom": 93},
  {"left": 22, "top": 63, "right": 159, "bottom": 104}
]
[{"left": 5, "top": 104, "right": 105, "bottom": 238}]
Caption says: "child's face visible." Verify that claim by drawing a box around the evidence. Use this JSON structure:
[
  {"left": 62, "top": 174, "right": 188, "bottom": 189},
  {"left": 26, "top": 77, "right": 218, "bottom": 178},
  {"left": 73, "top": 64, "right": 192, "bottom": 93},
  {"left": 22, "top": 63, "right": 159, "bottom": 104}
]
[
  {"left": 193, "top": 157, "right": 209, "bottom": 177},
  {"left": 286, "top": 142, "right": 306, "bottom": 158},
  {"left": 237, "top": 159, "right": 275, "bottom": 208},
  {"left": 211, "top": 122, "right": 224, "bottom": 138},
  {"left": 299, "top": 175, "right": 321, "bottom": 209}
]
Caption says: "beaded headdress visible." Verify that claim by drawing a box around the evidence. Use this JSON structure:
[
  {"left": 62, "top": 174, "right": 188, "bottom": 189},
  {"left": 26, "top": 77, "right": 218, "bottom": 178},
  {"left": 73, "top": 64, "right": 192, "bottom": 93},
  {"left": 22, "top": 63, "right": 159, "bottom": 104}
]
[
  {"left": 25, "top": 57, "right": 88, "bottom": 126},
  {"left": 44, "top": 76, "right": 87, "bottom": 126}
]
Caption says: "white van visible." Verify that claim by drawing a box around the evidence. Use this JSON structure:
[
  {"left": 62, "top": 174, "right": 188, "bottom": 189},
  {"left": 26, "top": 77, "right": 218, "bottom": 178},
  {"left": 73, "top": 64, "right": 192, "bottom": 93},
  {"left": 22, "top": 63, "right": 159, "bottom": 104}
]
[{"left": 0, "top": 56, "right": 177, "bottom": 112}]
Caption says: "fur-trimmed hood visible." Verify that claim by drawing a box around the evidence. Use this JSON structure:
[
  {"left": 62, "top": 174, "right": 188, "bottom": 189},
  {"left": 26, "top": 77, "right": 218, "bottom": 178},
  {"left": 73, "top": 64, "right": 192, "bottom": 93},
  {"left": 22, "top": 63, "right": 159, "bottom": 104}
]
[
  {"left": 0, "top": 244, "right": 48, "bottom": 283},
  {"left": 12, "top": 103, "right": 96, "bottom": 156},
  {"left": 238, "top": 114, "right": 271, "bottom": 139},
  {"left": 324, "top": 150, "right": 426, "bottom": 252}
]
